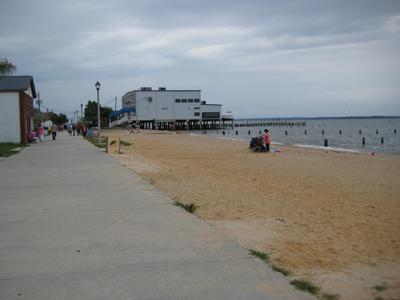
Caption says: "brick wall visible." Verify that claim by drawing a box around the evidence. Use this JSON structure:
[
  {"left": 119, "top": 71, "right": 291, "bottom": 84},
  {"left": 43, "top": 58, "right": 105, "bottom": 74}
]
[{"left": 19, "top": 91, "right": 33, "bottom": 144}]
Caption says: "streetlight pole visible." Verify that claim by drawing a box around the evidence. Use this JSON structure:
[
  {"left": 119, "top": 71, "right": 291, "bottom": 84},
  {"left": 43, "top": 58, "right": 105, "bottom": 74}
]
[
  {"left": 80, "top": 104, "right": 83, "bottom": 122},
  {"left": 95, "top": 81, "right": 101, "bottom": 144}
]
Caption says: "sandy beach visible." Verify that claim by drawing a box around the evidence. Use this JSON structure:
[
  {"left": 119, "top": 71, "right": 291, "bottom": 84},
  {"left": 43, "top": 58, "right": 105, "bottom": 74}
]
[{"left": 103, "top": 130, "right": 400, "bottom": 299}]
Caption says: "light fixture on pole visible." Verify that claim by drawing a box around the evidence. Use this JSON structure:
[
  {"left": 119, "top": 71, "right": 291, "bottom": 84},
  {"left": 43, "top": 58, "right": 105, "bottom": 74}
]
[{"left": 95, "top": 81, "right": 101, "bottom": 144}]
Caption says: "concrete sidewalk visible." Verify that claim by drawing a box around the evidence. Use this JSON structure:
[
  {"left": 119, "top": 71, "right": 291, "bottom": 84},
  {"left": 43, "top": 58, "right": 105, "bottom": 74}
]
[{"left": 0, "top": 134, "right": 313, "bottom": 299}]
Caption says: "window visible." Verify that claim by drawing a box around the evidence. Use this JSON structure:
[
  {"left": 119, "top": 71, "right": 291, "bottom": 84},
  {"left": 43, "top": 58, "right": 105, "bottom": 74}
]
[
  {"left": 194, "top": 107, "right": 200, "bottom": 110},
  {"left": 188, "top": 99, "right": 193, "bottom": 103},
  {"left": 175, "top": 99, "right": 181, "bottom": 103},
  {"left": 194, "top": 112, "right": 200, "bottom": 116},
  {"left": 194, "top": 99, "right": 200, "bottom": 103},
  {"left": 202, "top": 112, "right": 220, "bottom": 119},
  {"left": 182, "top": 99, "right": 187, "bottom": 103}
]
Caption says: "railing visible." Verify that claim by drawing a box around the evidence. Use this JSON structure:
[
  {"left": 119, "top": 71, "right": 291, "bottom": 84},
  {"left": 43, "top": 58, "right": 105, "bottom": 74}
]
[{"left": 109, "top": 116, "right": 136, "bottom": 128}]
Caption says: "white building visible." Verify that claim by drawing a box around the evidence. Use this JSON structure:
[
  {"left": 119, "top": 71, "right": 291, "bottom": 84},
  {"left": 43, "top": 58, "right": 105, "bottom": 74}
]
[
  {"left": 0, "top": 76, "right": 36, "bottom": 143},
  {"left": 114, "top": 87, "right": 227, "bottom": 129}
]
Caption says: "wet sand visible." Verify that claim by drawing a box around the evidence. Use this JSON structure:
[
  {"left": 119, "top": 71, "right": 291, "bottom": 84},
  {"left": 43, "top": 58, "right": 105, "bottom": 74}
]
[{"left": 103, "top": 130, "right": 400, "bottom": 300}]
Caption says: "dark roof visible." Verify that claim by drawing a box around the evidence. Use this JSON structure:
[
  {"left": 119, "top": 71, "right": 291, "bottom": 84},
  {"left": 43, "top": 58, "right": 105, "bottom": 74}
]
[{"left": 0, "top": 76, "right": 37, "bottom": 98}]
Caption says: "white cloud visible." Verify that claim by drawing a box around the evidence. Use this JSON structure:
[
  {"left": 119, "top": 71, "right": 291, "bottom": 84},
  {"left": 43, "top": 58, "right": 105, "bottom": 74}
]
[{"left": 187, "top": 44, "right": 227, "bottom": 59}]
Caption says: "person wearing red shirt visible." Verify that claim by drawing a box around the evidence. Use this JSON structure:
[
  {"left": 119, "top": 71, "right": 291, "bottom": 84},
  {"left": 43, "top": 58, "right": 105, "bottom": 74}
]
[{"left": 263, "top": 129, "right": 271, "bottom": 152}]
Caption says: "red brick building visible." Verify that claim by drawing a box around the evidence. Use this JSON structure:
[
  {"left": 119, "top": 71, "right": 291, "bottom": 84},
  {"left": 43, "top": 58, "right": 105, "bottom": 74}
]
[{"left": 0, "top": 76, "right": 37, "bottom": 144}]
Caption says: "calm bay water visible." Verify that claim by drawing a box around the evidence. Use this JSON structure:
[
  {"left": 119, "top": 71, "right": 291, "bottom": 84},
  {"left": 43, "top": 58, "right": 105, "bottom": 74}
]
[{"left": 198, "top": 118, "right": 400, "bottom": 155}]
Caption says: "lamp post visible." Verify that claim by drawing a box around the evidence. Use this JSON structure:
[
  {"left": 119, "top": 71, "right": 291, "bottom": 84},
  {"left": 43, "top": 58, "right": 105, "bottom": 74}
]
[
  {"left": 80, "top": 104, "right": 83, "bottom": 122},
  {"left": 95, "top": 81, "right": 101, "bottom": 144}
]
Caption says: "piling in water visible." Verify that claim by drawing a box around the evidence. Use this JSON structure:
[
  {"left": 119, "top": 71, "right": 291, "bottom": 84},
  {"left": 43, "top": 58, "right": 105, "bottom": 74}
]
[{"left": 324, "top": 139, "right": 328, "bottom": 147}]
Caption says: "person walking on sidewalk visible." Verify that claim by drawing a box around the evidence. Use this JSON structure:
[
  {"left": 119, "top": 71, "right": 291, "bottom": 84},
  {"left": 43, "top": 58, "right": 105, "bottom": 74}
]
[
  {"left": 51, "top": 124, "right": 58, "bottom": 141},
  {"left": 38, "top": 124, "right": 45, "bottom": 142}
]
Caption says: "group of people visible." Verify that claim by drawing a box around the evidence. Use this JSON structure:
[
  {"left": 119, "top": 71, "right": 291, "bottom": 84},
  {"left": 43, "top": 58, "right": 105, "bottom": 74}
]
[
  {"left": 28, "top": 123, "right": 58, "bottom": 143},
  {"left": 29, "top": 123, "right": 91, "bottom": 143},
  {"left": 249, "top": 128, "right": 271, "bottom": 152},
  {"left": 67, "top": 123, "right": 88, "bottom": 137}
]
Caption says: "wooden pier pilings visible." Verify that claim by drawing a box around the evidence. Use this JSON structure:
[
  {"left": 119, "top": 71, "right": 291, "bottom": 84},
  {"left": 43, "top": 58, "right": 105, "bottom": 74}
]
[{"left": 234, "top": 120, "right": 306, "bottom": 127}]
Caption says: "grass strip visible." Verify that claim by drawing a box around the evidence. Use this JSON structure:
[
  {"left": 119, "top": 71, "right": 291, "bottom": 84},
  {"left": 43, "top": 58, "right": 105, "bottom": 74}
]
[
  {"left": 272, "top": 264, "right": 290, "bottom": 276},
  {"left": 0, "top": 143, "right": 28, "bottom": 157},
  {"left": 84, "top": 136, "right": 107, "bottom": 148},
  {"left": 249, "top": 249, "right": 270, "bottom": 263},
  {"left": 290, "top": 279, "right": 320, "bottom": 295},
  {"left": 372, "top": 284, "right": 387, "bottom": 292},
  {"left": 174, "top": 201, "right": 197, "bottom": 213},
  {"left": 320, "top": 293, "right": 340, "bottom": 300}
]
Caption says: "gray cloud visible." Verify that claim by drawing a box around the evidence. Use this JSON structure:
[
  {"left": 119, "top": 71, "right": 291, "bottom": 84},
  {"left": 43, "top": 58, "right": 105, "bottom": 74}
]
[{"left": 1, "top": 0, "right": 399, "bottom": 117}]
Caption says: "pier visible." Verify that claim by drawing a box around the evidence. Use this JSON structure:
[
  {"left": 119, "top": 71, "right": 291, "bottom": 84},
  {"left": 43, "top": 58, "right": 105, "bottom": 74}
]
[{"left": 133, "top": 117, "right": 235, "bottom": 130}]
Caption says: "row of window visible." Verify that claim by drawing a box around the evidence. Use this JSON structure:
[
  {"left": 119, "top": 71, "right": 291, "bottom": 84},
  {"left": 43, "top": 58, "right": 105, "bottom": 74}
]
[
  {"left": 161, "top": 107, "right": 200, "bottom": 114},
  {"left": 175, "top": 98, "right": 200, "bottom": 103}
]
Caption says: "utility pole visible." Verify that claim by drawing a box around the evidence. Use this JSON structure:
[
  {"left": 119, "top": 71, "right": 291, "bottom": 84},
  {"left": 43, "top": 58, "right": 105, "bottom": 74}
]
[
  {"left": 115, "top": 96, "right": 117, "bottom": 111},
  {"left": 36, "top": 92, "right": 42, "bottom": 111}
]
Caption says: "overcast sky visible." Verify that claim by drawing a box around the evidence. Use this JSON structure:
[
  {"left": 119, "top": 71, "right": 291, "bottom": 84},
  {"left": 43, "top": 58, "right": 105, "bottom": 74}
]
[{"left": 1, "top": 0, "right": 400, "bottom": 118}]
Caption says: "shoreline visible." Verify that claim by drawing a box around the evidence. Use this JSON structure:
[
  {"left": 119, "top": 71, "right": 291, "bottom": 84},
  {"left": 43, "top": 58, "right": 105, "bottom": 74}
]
[
  {"left": 188, "top": 132, "right": 399, "bottom": 157},
  {"left": 104, "top": 129, "right": 400, "bottom": 300}
]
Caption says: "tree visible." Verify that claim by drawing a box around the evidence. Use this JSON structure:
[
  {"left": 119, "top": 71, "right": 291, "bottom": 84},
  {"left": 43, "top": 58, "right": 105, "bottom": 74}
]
[
  {"left": 0, "top": 58, "right": 17, "bottom": 75},
  {"left": 84, "top": 100, "right": 112, "bottom": 127},
  {"left": 48, "top": 112, "right": 69, "bottom": 125},
  {"left": 32, "top": 108, "right": 44, "bottom": 127},
  {"left": 58, "top": 113, "right": 69, "bottom": 125}
]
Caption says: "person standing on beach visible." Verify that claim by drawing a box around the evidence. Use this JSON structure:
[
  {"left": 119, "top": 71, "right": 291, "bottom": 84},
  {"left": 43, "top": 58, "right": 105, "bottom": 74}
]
[
  {"left": 51, "top": 124, "right": 58, "bottom": 141},
  {"left": 263, "top": 129, "right": 271, "bottom": 152}
]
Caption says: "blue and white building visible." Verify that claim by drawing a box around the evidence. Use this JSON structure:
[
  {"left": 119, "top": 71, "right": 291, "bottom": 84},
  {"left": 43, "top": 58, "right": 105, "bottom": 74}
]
[{"left": 110, "top": 87, "right": 232, "bottom": 129}]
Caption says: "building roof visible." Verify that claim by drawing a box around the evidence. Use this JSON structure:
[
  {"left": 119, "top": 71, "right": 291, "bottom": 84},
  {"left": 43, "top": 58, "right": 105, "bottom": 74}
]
[{"left": 0, "top": 76, "right": 37, "bottom": 98}]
